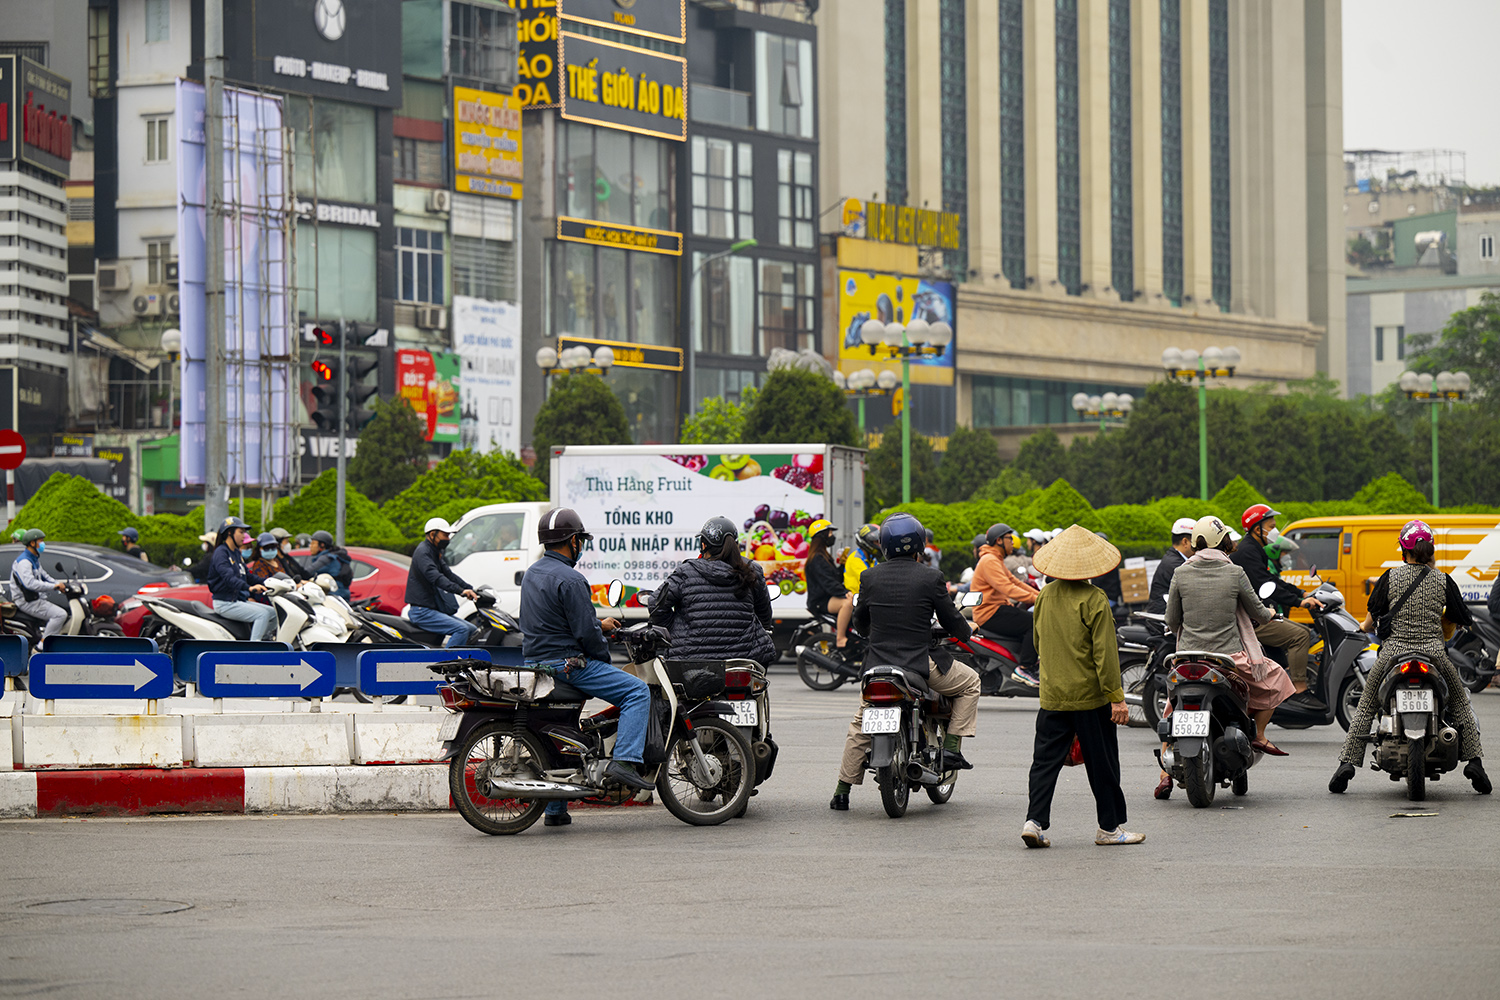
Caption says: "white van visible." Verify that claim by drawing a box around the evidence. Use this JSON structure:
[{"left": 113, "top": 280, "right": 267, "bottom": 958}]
[{"left": 442, "top": 501, "right": 552, "bottom": 615}]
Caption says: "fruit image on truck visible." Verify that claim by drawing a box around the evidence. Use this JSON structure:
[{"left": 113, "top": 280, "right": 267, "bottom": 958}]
[{"left": 548, "top": 445, "right": 867, "bottom": 624}]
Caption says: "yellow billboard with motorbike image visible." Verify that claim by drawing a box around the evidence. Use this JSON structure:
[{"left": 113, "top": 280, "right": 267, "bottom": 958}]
[{"left": 837, "top": 271, "right": 956, "bottom": 386}]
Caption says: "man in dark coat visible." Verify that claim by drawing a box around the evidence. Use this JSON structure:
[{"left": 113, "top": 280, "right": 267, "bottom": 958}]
[
  {"left": 1231, "top": 505, "right": 1323, "bottom": 694},
  {"left": 405, "top": 517, "right": 479, "bottom": 647}
]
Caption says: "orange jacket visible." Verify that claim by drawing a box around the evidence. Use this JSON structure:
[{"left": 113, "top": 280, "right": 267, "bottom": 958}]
[{"left": 972, "top": 545, "right": 1040, "bottom": 625}]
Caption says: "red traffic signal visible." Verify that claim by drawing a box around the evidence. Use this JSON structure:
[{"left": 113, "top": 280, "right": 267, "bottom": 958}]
[
  {"left": 313, "top": 326, "right": 335, "bottom": 347},
  {"left": 311, "top": 360, "right": 334, "bottom": 382}
]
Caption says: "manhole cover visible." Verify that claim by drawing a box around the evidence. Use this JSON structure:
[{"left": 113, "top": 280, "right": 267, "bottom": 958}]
[{"left": 26, "top": 899, "right": 192, "bottom": 916}]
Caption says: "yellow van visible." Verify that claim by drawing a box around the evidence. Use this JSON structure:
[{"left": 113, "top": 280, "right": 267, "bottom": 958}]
[{"left": 1277, "top": 514, "right": 1500, "bottom": 623}]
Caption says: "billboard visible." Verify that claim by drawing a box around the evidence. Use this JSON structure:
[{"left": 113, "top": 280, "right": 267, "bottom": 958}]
[
  {"left": 558, "top": 33, "right": 687, "bottom": 141},
  {"left": 0, "top": 56, "right": 73, "bottom": 178},
  {"left": 452, "top": 296, "right": 522, "bottom": 455},
  {"left": 224, "top": 0, "right": 403, "bottom": 108},
  {"left": 836, "top": 270, "right": 956, "bottom": 387},
  {"left": 513, "top": 0, "right": 559, "bottom": 110},
  {"left": 396, "top": 348, "right": 460, "bottom": 444},
  {"left": 453, "top": 86, "right": 523, "bottom": 200},
  {"left": 560, "top": 0, "right": 685, "bottom": 42},
  {"left": 175, "top": 80, "right": 297, "bottom": 487}
]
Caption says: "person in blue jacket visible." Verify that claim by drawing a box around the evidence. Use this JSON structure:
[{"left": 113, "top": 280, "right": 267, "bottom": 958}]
[
  {"left": 306, "top": 530, "right": 352, "bottom": 600},
  {"left": 206, "top": 516, "right": 277, "bottom": 641},
  {"left": 405, "top": 517, "right": 479, "bottom": 647}
]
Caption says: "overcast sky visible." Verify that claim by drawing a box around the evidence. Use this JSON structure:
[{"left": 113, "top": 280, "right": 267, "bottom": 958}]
[{"left": 1344, "top": 0, "right": 1500, "bottom": 187}]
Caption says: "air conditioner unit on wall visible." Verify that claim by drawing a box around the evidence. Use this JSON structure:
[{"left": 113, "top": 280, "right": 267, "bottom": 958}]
[
  {"left": 164, "top": 261, "right": 180, "bottom": 285},
  {"left": 132, "top": 293, "right": 162, "bottom": 317},
  {"left": 98, "top": 265, "right": 131, "bottom": 292},
  {"left": 416, "top": 306, "right": 447, "bottom": 330},
  {"left": 166, "top": 292, "right": 181, "bottom": 315},
  {"left": 427, "top": 189, "right": 452, "bottom": 213}
]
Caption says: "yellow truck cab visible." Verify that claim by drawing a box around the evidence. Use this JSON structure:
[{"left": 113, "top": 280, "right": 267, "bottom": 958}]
[{"left": 1278, "top": 514, "right": 1500, "bottom": 623}]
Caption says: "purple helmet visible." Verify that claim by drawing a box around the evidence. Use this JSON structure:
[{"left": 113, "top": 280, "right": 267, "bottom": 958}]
[{"left": 1398, "top": 519, "right": 1433, "bottom": 550}]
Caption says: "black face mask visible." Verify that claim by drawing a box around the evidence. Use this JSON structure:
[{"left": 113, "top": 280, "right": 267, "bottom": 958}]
[{"left": 434, "top": 537, "right": 450, "bottom": 551}]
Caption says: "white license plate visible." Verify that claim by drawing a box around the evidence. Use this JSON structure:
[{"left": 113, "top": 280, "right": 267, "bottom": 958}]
[
  {"left": 730, "top": 700, "right": 758, "bottom": 727},
  {"left": 1171, "top": 710, "right": 1211, "bottom": 738},
  {"left": 438, "top": 714, "right": 461, "bottom": 742},
  {"left": 862, "top": 707, "right": 901, "bottom": 734},
  {"left": 1396, "top": 688, "right": 1434, "bottom": 714}
]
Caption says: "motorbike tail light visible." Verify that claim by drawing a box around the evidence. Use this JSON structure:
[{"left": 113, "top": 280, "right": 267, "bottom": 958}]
[
  {"left": 1399, "top": 660, "right": 1430, "bottom": 678},
  {"left": 863, "top": 679, "right": 907, "bottom": 705},
  {"left": 724, "top": 666, "right": 753, "bottom": 690},
  {"left": 1170, "top": 663, "right": 1210, "bottom": 683},
  {"left": 438, "top": 688, "right": 472, "bottom": 710}
]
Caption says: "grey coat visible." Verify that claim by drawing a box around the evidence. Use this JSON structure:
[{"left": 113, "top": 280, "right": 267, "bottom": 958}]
[{"left": 1165, "top": 556, "right": 1274, "bottom": 655}]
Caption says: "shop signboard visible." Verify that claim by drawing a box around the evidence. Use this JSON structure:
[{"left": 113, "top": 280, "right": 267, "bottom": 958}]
[
  {"left": 396, "top": 348, "right": 460, "bottom": 444},
  {"left": 51, "top": 435, "right": 131, "bottom": 505},
  {"left": 836, "top": 270, "right": 956, "bottom": 387},
  {"left": 864, "top": 200, "right": 963, "bottom": 251},
  {"left": 453, "top": 86, "right": 523, "bottom": 200},
  {"left": 557, "top": 335, "right": 681, "bottom": 372},
  {"left": 452, "top": 296, "right": 522, "bottom": 455},
  {"left": 514, "top": 0, "right": 560, "bottom": 110},
  {"left": 558, "top": 33, "right": 687, "bottom": 141},
  {"left": 556, "top": 216, "right": 681, "bottom": 255},
  {"left": 0, "top": 56, "right": 72, "bottom": 178},
  {"left": 560, "top": 0, "right": 686, "bottom": 42},
  {"left": 225, "top": 0, "right": 403, "bottom": 108}
]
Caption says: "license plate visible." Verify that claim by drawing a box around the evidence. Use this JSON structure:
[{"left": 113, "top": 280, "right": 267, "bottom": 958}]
[
  {"left": 730, "top": 700, "right": 758, "bottom": 727},
  {"left": 1171, "top": 710, "right": 1211, "bottom": 738},
  {"left": 438, "top": 714, "right": 461, "bottom": 742},
  {"left": 1396, "top": 688, "right": 1434, "bottom": 714},
  {"left": 862, "top": 707, "right": 901, "bottom": 734}
]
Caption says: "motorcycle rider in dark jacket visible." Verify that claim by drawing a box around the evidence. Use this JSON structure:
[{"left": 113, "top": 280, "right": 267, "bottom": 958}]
[
  {"left": 830, "top": 513, "right": 981, "bottom": 812},
  {"left": 405, "top": 518, "right": 479, "bottom": 647},
  {"left": 649, "top": 516, "right": 777, "bottom": 666},
  {"left": 1145, "top": 518, "right": 1197, "bottom": 616},
  {"left": 1230, "top": 504, "right": 1324, "bottom": 695}
]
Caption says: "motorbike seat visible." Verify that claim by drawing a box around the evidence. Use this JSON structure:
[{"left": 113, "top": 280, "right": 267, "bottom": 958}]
[
  {"left": 1116, "top": 624, "right": 1153, "bottom": 645},
  {"left": 539, "top": 679, "right": 587, "bottom": 701},
  {"left": 902, "top": 669, "right": 930, "bottom": 695},
  {"left": 159, "top": 598, "right": 254, "bottom": 640}
]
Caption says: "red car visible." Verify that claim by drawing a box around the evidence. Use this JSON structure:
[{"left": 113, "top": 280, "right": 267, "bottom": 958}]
[{"left": 116, "top": 546, "right": 413, "bottom": 637}]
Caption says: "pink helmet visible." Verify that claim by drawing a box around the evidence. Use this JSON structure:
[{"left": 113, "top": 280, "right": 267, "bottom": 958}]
[{"left": 1398, "top": 520, "right": 1433, "bottom": 550}]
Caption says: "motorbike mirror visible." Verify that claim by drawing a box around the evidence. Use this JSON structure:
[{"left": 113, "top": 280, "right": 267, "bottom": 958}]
[
  {"left": 767, "top": 581, "right": 782, "bottom": 602},
  {"left": 53, "top": 561, "right": 64, "bottom": 573},
  {"left": 605, "top": 579, "right": 624, "bottom": 608},
  {"left": 1258, "top": 581, "right": 1277, "bottom": 600},
  {"left": 182, "top": 557, "right": 192, "bottom": 567},
  {"left": 1308, "top": 564, "right": 1319, "bottom": 578},
  {"left": 960, "top": 590, "right": 983, "bottom": 608}
]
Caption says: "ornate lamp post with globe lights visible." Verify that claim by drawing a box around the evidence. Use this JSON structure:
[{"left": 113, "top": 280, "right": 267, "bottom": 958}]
[
  {"left": 1162, "top": 345, "right": 1240, "bottom": 502},
  {"left": 838, "top": 367, "right": 901, "bottom": 436},
  {"left": 1071, "top": 391, "right": 1133, "bottom": 434},
  {"left": 535, "top": 343, "right": 615, "bottom": 396},
  {"left": 856, "top": 318, "right": 952, "bottom": 503},
  {"left": 1398, "top": 369, "right": 1471, "bottom": 507}
]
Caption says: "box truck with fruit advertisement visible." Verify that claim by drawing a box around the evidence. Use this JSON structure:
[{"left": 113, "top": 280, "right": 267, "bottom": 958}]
[{"left": 548, "top": 444, "right": 867, "bottom": 648}]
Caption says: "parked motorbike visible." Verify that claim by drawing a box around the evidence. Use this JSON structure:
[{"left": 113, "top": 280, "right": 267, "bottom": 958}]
[
  {"left": 436, "top": 582, "right": 754, "bottom": 835},
  {"left": 1448, "top": 604, "right": 1498, "bottom": 694},
  {"left": 1363, "top": 650, "right": 1463, "bottom": 801},
  {"left": 1115, "top": 615, "right": 1157, "bottom": 727},
  {"left": 793, "top": 613, "right": 865, "bottom": 690},
  {"left": 1156, "top": 650, "right": 1262, "bottom": 807},
  {"left": 1124, "top": 612, "right": 1174, "bottom": 730}
]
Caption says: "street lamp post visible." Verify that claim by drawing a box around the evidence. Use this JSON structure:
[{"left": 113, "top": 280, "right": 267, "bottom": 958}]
[
  {"left": 842, "top": 368, "right": 900, "bottom": 435},
  {"left": 858, "top": 318, "right": 951, "bottom": 503},
  {"left": 1399, "top": 369, "right": 1470, "bottom": 507},
  {"left": 1162, "top": 345, "right": 1240, "bottom": 502},
  {"left": 685, "top": 238, "right": 758, "bottom": 410},
  {"left": 536, "top": 344, "right": 615, "bottom": 393},
  {"left": 1071, "top": 391, "right": 1133, "bottom": 432},
  {"left": 160, "top": 327, "right": 182, "bottom": 431}
]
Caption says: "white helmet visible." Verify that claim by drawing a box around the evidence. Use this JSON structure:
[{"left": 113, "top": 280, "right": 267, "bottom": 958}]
[
  {"left": 313, "top": 572, "right": 336, "bottom": 593},
  {"left": 424, "top": 517, "right": 453, "bottom": 534},
  {"left": 1191, "top": 515, "right": 1233, "bottom": 551}
]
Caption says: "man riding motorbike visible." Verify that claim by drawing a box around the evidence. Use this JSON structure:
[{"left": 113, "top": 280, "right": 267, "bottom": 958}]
[
  {"left": 306, "top": 530, "right": 352, "bottom": 601},
  {"left": 971, "top": 522, "right": 1041, "bottom": 685},
  {"left": 10, "top": 529, "right": 67, "bottom": 639},
  {"left": 844, "top": 523, "right": 883, "bottom": 596},
  {"left": 118, "top": 527, "right": 149, "bottom": 562},
  {"left": 206, "top": 517, "right": 277, "bottom": 641},
  {"left": 830, "top": 513, "right": 981, "bottom": 811},
  {"left": 406, "top": 517, "right": 480, "bottom": 648},
  {"left": 1145, "top": 518, "right": 1198, "bottom": 616},
  {"left": 1231, "top": 504, "right": 1323, "bottom": 695},
  {"left": 648, "top": 516, "right": 777, "bottom": 666},
  {"left": 521, "top": 507, "right": 655, "bottom": 827}
]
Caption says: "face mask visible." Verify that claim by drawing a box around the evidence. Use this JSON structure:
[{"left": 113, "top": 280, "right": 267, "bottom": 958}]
[
  {"left": 280, "top": 543, "right": 292, "bottom": 555},
  {"left": 261, "top": 547, "right": 278, "bottom": 559},
  {"left": 36, "top": 542, "right": 45, "bottom": 554},
  {"left": 240, "top": 547, "right": 253, "bottom": 558},
  {"left": 435, "top": 537, "right": 450, "bottom": 550}
]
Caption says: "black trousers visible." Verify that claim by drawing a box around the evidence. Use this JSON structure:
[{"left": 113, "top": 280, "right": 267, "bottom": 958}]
[
  {"left": 1026, "top": 705, "right": 1128, "bottom": 831},
  {"left": 978, "top": 605, "right": 1037, "bottom": 666}
]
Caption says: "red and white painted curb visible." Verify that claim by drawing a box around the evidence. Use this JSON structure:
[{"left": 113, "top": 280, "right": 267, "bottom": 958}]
[{"left": 0, "top": 765, "right": 651, "bottom": 819}]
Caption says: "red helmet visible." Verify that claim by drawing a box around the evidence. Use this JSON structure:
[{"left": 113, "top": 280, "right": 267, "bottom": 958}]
[
  {"left": 1240, "top": 504, "right": 1280, "bottom": 533},
  {"left": 91, "top": 594, "right": 117, "bottom": 618}
]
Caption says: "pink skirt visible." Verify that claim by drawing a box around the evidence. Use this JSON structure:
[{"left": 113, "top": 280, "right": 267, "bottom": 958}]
[{"left": 1230, "top": 655, "right": 1295, "bottom": 712}]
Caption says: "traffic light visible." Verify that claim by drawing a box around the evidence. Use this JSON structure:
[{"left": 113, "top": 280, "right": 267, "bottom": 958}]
[
  {"left": 345, "top": 355, "right": 380, "bottom": 433},
  {"left": 310, "top": 360, "right": 340, "bottom": 431},
  {"left": 312, "top": 325, "right": 336, "bottom": 347}
]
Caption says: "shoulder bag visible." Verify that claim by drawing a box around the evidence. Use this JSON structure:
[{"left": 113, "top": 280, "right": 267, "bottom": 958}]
[{"left": 1375, "top": 566, "right": 1429, "bottom": 642}]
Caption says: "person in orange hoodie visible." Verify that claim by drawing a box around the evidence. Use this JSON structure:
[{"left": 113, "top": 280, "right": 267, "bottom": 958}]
[{"left": 972, "top": 522, "right": 1041, "bottom": 686}]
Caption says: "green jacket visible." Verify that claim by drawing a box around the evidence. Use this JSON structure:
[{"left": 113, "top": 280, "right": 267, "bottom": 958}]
[{"left": 1033, "top": 579, "right": 1123, "bottom": 712}]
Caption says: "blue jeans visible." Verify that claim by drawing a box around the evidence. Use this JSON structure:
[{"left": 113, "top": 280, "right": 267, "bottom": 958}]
[
  {"left": 408, "top": 605, "right": 477, "bottom": 648},
  {"left": 212, "top": 599, "right": 278, "bottom": 642},
  {"left": 528, "top": 657, "right": 651, "bottom": 817}
]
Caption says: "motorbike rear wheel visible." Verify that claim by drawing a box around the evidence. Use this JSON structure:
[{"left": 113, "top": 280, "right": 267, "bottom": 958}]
[
  {"left": 351, "top": 689, "right": 408, "bottom": 706},
  {"left": 796, "top": 632, "right": 845, "bottom": 690},
  {"left": 925, "top": 768, "right": 958, "bottom": 804},
  {"left": 1232, "top": 772, "right": 1248, "bottom": 796},
  {"left": 655, "top": 718, "right": 754, "bottom": 826},
  {"left": 877, "top": 740, "right": 911, "bottom": 818},
  {"left": 1142, "top": 675, "right": 1167, "bottom": 731},
  {"left": 449, "top": 722, "right": 548, "bottom": 835},
  {"left": 1120, "top": 657, "right": 1149, "bottom": 727},
  {"left": 1406, "top": 735, "right": 1426, "bottom": 802},
  {"left": 1183, "top": 745, "right": 1217, "bottom": 808}
]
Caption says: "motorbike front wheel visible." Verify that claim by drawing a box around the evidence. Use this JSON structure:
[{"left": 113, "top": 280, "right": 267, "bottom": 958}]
[
  {"left": 1406, "top": 735, "right": 1426, "bottom": 802},
  {"left": 656, "top": 717, "right": 754, "bottom": 826},
  {"left": 449, "top": 723, "right": 548, "bottom": 836},
  {"left": 877, "top": 740, "right": 911, "bottom": 818},
  {"left": 1142, "top": 675, "right": 1168, "bottom": 731},
  {"left": 1336, "top": 674, "right": 1363, "bottom": 732},
  {"left": 796, "top": 631, "right": 845, "bottom": 690},
  {"left": 1183, "top": 746, "right": 1216, "bottom": 807}
]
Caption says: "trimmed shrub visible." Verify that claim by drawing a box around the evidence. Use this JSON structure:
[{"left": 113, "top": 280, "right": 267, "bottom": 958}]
[
  {"left": 271, "top": 469, "right": 403, "bottom": 546},
  {"left": 1352, "top": 472, "right": 1436, "bottom": 515}
]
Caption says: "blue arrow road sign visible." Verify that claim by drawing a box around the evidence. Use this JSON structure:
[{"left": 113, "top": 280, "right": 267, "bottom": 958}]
[
  {"left": 30, "top": 653, "right": 174, "bottom": 699},
  {"left": 357, "top": 647, "right": 491, "bottom": 698},
  {"left": 197, "top": 651, "right": 337, "bottom": 699}
]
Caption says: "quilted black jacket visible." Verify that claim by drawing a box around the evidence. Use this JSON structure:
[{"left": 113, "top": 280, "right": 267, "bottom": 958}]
[{"left": 650, "top": 558, "right": 777, "bottom": 666}]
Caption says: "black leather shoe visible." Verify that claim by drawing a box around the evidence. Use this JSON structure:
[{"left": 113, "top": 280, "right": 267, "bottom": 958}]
[
  {"left": 543, "top": 812, "right": 572, "bottom": 827},
  {"left": 1465, "top": 759, "right": 1493, "bottom": 795},
  {"left": 829, "top": 793, "right": 849, "bottom": 811},
  {"left": 1328, "top": 762, "right": 1355, "bottom": 793},
  {"left": 939, "top": 749, "right": 974, "bottom": 771},
  {"left": 604, "top": 760, "right": 655, "bottom": 791}
]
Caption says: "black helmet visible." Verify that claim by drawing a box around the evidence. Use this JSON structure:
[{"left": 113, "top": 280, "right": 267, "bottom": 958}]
[
  {"left": 699, "top": 516, "right": 737, "bottom": 551},
  {"left": 972, "top": 533, "right": 986, "bottom": 551},
  {"left": 216, "top": 516, "right": 250, "bottom": 544},
  {"left": 985, "top": 523, "right": 1015, "bottom": 547},
  {"left": 924, "top": 527, "right": 934, "bottom": 543},
  {"left": 855, "top": 523, "right": 882, "bottom": 559},
  {"left": 311, "top": 530, "right": 335, "bottom": 546},
  {"left": 879, "top": 513, "right": 926, "bottom": 559},
  {"left": 539, "top": 507, "right": 592, "bottom": 545}
]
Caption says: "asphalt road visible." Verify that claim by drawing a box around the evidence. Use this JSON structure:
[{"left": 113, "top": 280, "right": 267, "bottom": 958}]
[{"left": 4, "top": 673, "right": 1499, "bottom": 999}]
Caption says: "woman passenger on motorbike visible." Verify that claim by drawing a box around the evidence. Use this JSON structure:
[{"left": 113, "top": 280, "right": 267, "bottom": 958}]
[
  {"left": 649, "top": 516, "right": 777, "bottom": 666},
  {"left": 1161, "top": 515, "right": 1288, "bottom": 797},
  {"left": 803, "top": 520, "right": 854, "bottom": 654},
  {"left": 1329, "top": 521, "right": 1488, "bottom": 794}
]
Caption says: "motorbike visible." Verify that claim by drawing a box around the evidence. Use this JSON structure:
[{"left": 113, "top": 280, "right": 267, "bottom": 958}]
[
  {"left": 436, "top": 582, "right": 754, "bottom": 835},
  {"left": 1260, "top": 580, "right": 1376, "bottom": 733},
  {"left": 940, "top": 600, "right": 1039, "bottom": 699},
  {"left": 793, "top": 612, "right": 866, "bottom": 690},
  {"left": 1363, "top": 649, "right": 1463, "bottom": 801},
  {"left": 1156, "top": 650, "right": 1263, "bottom": 807},
  {"left": 353, "top": 585, "right": 524, "bottom": 649},
  {"left": 3, "top": 576, "right": 125, "bottom": 648},
  {"left": 1448, "top": 603, "right": 1498, "bottom": 695},
  {"left": 1115, "top": 615, "right": 1157, "bottom": 727}
]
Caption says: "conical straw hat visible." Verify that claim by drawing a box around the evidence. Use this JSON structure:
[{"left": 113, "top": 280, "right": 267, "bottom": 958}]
[{"left": 1031, "top": 524, "right": 1121, "bottom": 581}]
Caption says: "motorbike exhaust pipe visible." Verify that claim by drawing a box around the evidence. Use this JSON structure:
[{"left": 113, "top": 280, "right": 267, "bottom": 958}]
[
  {"left": 800, "top": 648, "right": 856, "bottom": 677},
  {"left": 484, "top": 777, "right": 595, "bottom": 800},
  {"left": 753, "top": 741, "right": 774, "bottom": 763},
  {"left": 905, "top": 761, "right": 944, "bottom": 784},
  {"left": 1438, "top": 727, "right": 1458, "bottom": 747}
]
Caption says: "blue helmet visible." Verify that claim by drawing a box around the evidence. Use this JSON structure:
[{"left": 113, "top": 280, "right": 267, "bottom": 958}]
[{"left": 879, "top": 513, "right": 926, "bottom": 559}]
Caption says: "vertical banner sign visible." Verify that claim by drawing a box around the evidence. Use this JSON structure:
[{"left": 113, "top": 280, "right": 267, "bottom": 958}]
[
  {"left": 396, "top": 349, "right": 438, "bottom": 442},
  {"left": 432, "top": 352, "right": 461, "bottom": 443},
  {"left": 452, "top": 86, "right": 523, "bottom": 199},
  {"left": 452, "top": 296, "right": 522, "bottom": 455},
  {"left": 511, "top": 0, "right": 559, "bottom": 110},
  {"left": 0, "top": 56, "right": 74, "bottom": 177},
  {"left": 176, "top": 80, "right": 296, "bottom": 487}
]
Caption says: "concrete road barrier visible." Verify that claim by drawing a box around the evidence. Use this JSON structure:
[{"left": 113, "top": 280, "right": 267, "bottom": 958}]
[{"left": 191, "top": 714, "right": 353, "bottom": 767}]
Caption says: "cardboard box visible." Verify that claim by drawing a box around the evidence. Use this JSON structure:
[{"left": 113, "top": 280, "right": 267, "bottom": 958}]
[{"left": 1120, "top": 565, "right": 1150, "bottom": 604}]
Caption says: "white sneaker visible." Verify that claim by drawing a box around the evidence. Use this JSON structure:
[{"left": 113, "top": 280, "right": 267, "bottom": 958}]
[
  {"left": 1095, "top": 826, "right": 1145, "bottom": 845},
  {"left": 1021, "top": 819, "right": 1050, "bottom": 848}
]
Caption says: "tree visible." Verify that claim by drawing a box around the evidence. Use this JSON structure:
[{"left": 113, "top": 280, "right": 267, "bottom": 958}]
[
  {"left": 933, "top": 425, "right": 1004, "bottom": 502},
  {"left": 381, "top": 449, "right": 547, "bottom": 537},
  {"left": 1251, "top": 397, "right": 1322, "bottom": 500},
  {"left": 530, "top": 373, "right": 632, "bottom": 485},
  {"left": 1404, "top": 290, "right": 1500, "bottom": 415},
  {"left": 1110, "top": 381, "right": 1199, "bottom": 502},
  {"left": 1066, "top": 429, "right": 1122, "bottom": 507},
  {"left": 740, "top": 368, "right": 859, "bottom": 447},
  {"left": 970, "top": 465, "right": 1039, "bottom": 503},
  {"left": 865, "top": 429, "right": 936, "bottom": 514},
  {"left": 680, "top": 387, "right": 757, "bottom": 445},
  {"left": 347, "top": 397, "right": 429, "bottom": 505},
  {"left": 1011, "top": 428, "right": 1070, "bottom": 489}
]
